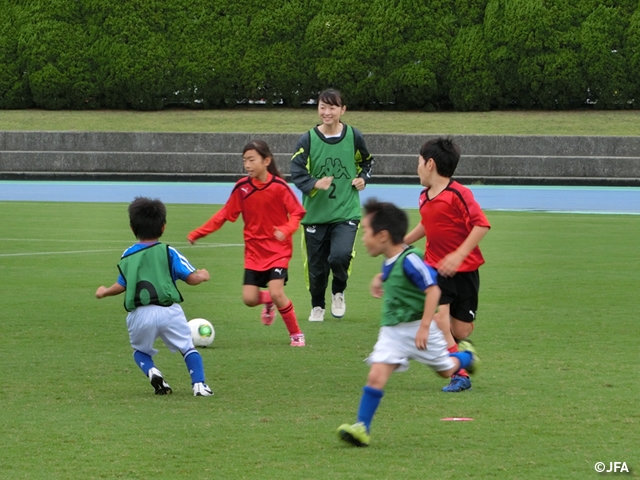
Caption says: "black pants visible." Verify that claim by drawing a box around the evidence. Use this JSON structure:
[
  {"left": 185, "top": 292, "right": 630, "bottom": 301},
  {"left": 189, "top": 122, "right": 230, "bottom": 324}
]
[{"left": 303, "top": 220, "right": 359, "bottom": 308}]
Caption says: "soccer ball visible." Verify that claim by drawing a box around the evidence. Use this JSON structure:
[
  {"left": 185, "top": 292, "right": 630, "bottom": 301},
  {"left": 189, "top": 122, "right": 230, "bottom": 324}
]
[{"left": 188, "top": 318, "right": 215, "bottom": 348}]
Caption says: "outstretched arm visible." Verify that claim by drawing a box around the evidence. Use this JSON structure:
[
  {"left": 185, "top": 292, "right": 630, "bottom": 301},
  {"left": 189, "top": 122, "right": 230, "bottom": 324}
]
[
  {"left": 96, "top": 283, "right": 126, "bottom": 299},
  {"left": 185, "top": 269, "right": 210, "bottom": 285},
  {"left": 188, "top": 208, "right": 229, "bottom": 244}
]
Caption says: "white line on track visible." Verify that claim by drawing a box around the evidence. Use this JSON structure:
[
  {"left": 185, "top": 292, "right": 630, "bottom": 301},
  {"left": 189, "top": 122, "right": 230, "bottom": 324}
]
[{"left": 0, "top": 238, "right": 128, "bottom": 242}]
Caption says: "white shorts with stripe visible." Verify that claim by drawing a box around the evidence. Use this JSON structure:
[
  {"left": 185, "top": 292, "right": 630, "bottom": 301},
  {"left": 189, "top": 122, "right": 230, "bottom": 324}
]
[
  {"left": 126, "top": 304, "right": 194, "bottom": 356},
  {"left": 366, "top": 320, "right": 455, "bottom": 373}
]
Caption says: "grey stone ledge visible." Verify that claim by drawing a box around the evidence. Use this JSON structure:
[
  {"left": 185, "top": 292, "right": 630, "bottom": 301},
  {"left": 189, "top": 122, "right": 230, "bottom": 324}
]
[{"left": 1, "top": 131, "right": 639, "bottom": 186}]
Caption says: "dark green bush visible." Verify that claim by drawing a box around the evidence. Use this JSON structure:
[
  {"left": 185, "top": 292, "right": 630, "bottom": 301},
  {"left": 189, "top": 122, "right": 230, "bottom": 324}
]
[
  {"left": 235, "top": 0, "right": 316, "bottom": 106},
  {"left": 0, "top": 4, "right": 33, "bottom": 108},
  {"left": 627, "top": 4, "right": 640, "bottom": 105},
  {"left": 18, "top": 1, "right": 99, "bottom": 109},
  {"left": 484, "top": 0, "right": 588, "bottom": 109},
  {"left": 0, "top": 0, "right": 638, "bottom": 110},
  {"left": 448, "top": 25, "right": 498, "bottom": 111},
  {"left": 581, "top": 4, "right": 634, "bottom": 109},
  {"left": 303, "top": 2, "right": 371, "bottom": 107},
  {"left": 92, "top": 1, "right": 176, "bottom": 110},
  {"left": 304, "top": 0, "right": 455, "bottom": 110},
  {"left": 455, "top": 0, "right": 489, "bottom": 27}
]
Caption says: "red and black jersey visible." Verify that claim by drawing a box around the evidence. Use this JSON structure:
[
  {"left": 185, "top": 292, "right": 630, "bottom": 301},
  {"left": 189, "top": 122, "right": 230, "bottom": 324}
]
[
  {"left": 188, "top": 174, "right": 305, "bottom": 271},
  {"left": 418, "top": 180, "right": 490, "bottom": 272}
]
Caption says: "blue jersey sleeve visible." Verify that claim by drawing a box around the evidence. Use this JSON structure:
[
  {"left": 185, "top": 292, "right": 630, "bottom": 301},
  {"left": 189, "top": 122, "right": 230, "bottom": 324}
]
[
  {"left": 403, "top": 252, "right": 438, "bottom": 292},
  {"left": 168, "top": 246, "right": 196, "bottom": 282},
  {"left": 117, "top": 246, "right": 132, "bottom": 287}
]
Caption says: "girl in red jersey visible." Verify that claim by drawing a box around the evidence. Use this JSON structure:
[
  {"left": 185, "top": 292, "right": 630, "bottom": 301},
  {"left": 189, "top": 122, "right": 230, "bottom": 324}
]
[{"left": 187, "top": 140, "right": 306, "bottom": 346}]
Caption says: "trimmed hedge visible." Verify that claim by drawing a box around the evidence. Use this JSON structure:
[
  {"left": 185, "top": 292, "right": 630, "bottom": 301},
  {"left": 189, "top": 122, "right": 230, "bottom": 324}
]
[
  {"left": 0, "top": 3, "right": 33, "bottom": 108},
  {"left": 0, "top": 0, "right": 637, "bottom": 110}
]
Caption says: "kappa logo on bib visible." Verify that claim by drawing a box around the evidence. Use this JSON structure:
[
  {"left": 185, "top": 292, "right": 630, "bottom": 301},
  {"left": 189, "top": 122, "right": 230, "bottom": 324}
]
[{"left": 318, "top": 158, "right": 350, "bottom": 179}]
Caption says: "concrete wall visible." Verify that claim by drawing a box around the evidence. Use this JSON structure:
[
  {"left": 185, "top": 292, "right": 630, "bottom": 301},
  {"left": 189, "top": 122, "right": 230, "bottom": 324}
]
[{"left": 1, "top": 131, "right": 639, "bottom": 185}]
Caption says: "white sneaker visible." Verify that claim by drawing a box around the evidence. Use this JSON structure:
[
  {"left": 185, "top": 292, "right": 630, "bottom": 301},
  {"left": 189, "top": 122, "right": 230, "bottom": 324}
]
[
  {"left": 193, "top": 382, "right": 213, "bottom": 397},
  {"left": 331, "top": 292, "right": 346, "bottom": 318},
  {"left": 308, "top": 306, "right": 325, "bottom": 322},
  {"left": 148, "top": 367, "right": 172, "bottom": 395}
]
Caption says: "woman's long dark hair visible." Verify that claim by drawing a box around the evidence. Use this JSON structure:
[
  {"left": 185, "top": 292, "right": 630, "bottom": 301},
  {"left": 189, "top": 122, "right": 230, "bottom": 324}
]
[{"left": 242, "top": 139, "right": 283, "bottom": 178}]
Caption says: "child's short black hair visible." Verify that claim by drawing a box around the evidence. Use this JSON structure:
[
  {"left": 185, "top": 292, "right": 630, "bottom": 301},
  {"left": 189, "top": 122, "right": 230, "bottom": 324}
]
[
  {"left": 363, "top": 198, "right": 408, "bottom": 245},
  {"left": 128, "top": 197, "right": 166, "bottom": 240},
  {"left": 318, "top": 88, "right": 344, "bottom": 107},
  {"left": 419, "top": 137, "right": 461, "bottom": 178}
]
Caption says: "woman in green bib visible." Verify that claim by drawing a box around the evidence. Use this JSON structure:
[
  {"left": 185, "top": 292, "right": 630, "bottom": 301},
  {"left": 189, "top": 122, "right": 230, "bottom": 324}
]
[{"left": 291, "top": 89, "right": 374, "bottom": 322}]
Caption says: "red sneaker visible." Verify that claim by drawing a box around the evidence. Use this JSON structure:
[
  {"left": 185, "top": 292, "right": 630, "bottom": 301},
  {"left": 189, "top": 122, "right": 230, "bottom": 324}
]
[
  {"left": 290, "top": 333, "right": 306, "bottom": 347},
  {"left": 261, "top": 302, "right": 276, "bottom": 326}
]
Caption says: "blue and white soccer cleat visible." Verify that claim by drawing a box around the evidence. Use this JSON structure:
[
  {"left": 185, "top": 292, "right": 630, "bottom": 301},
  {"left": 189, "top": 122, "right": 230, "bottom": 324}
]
[{"left": 192, "top": 382, "right": 213, "bottom": 397}]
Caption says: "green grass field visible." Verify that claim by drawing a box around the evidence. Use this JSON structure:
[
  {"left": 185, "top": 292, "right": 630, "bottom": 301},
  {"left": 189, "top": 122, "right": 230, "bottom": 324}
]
[
  {"left": 1, "top": 108, "right": 639, "bottom": 136},
  {"left": 1, "top": 201, "right": 638, "bottom": 479}
]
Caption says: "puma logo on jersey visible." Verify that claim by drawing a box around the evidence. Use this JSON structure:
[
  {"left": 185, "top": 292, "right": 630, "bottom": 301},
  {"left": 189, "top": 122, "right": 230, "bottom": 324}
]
[{"left": 241, "top": 186, "right": 250, "bottom": 194}]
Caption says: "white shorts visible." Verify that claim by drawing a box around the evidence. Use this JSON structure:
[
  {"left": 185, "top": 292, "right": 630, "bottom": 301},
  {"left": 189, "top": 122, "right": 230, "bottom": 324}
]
[
  {"left": 366, "top": 320, "right": 455, "bottom": 373},
  {"left": 126, "top": 304, "right": 194, "bottom": 356}
]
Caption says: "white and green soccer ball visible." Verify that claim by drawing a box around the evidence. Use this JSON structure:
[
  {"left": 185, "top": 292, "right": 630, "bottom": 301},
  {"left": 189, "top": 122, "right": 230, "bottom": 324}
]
[{"left": 188, "top": 318, "right": 215, "bottom": 348}]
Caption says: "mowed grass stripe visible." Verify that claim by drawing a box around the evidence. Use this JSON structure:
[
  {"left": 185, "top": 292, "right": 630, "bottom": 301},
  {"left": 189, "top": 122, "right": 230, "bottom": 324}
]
[{"left": 1, "top": 109, "right": 639, "bottom": 135}]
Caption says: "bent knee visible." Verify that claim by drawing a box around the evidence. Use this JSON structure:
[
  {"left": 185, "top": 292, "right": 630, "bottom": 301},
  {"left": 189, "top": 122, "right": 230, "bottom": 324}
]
[
  {"left": 242, "top": 297, "right": 260, "bottom": 307},
  {"left": 451, "top": 321, "right": 474, "bottom": 340},
  {"left": 269, "top": 292, "right": 288, "bottom": 307},
  {"left": 328, "top": 252, "right": 352, "bottom": 268},
  {"left": 366, "top": 373, "right": 385, "bottom": 390},
  {"left": 438, "top": 367, "right": 457, "bottom": 378}
]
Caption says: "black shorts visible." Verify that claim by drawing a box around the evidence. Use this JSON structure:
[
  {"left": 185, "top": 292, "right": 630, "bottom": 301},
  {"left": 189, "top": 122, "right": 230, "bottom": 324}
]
[
  {"left": 437, "top": 270, "right": 480, "bottom": 323},
  {"left": 243, "top": 268, "right": 288, "bottom": 288}
]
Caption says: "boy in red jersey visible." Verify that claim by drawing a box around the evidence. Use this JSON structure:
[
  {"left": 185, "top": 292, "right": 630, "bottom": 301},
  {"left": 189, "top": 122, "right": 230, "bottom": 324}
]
[
  {"left": 188, "top": 140, "right": 307, "bottom": 347},
  {"left": 405, "top": 137, "right": 490, "bottom": 392}
]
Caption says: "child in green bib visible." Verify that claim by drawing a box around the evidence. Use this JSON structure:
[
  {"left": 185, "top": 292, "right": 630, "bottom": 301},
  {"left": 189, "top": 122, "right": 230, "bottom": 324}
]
[
  {"left": 337, "top": 198, "right": 479, "bottom": 447},
  {"left": 291, "top": 89, "right": 374, "bottom": 322}
]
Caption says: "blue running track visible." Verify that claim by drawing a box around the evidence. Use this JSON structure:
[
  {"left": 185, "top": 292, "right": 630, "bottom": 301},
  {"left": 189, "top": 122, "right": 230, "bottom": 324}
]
[{"left": 1, "top": 181, "right": 639, "bottom": 214}]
